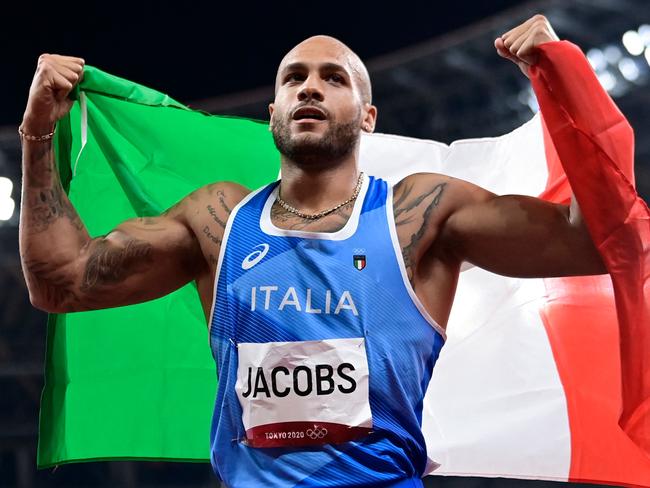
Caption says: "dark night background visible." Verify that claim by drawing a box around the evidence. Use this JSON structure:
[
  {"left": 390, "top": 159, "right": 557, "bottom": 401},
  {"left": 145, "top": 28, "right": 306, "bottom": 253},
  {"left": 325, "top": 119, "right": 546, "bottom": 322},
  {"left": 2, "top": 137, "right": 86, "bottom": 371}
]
[
  {"left": 2, "top": 0, "right": 649, "bottom": 487},
  {"left": 4, "top": 1, "right": 530, "bottom": 126}
]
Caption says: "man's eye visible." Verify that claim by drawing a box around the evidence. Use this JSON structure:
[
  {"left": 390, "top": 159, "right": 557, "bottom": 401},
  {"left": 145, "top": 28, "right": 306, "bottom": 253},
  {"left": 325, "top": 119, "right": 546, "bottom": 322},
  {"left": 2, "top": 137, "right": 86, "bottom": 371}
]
[
  {"left": 327, "top": 74, "right": 344, "bottom": 83},
  {"left": 285, "top": 73, "right": 304, "bottom": 83}
]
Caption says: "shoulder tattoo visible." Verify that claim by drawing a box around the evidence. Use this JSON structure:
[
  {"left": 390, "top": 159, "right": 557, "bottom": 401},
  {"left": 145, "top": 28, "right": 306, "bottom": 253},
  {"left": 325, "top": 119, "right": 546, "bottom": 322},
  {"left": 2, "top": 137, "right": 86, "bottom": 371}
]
[{"left": 393, "top": 179, "right": 447, "bottom": 284}]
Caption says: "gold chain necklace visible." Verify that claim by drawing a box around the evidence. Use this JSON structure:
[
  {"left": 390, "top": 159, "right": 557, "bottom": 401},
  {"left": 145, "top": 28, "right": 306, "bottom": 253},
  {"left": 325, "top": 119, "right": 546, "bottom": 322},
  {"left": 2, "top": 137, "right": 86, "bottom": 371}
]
[{"left": 275, "top": 172, "right": 365, "bottom": 220}]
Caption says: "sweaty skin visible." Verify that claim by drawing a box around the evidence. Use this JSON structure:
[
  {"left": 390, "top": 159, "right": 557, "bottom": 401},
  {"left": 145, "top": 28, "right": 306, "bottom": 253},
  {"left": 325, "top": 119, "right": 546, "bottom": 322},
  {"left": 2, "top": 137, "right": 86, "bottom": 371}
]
[{"left": 19, "top": 15, "right": 606, "bottom": 332}]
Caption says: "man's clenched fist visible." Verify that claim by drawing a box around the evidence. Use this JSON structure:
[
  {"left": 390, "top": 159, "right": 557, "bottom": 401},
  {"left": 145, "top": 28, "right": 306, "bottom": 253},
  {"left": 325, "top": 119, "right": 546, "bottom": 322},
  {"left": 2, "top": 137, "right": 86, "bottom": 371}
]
[
  {"left": 22, "top": 54, "right": 85, "bottom": 135},
  {"left": 495, "top": 14, "right": 559, "bottom": 77}
]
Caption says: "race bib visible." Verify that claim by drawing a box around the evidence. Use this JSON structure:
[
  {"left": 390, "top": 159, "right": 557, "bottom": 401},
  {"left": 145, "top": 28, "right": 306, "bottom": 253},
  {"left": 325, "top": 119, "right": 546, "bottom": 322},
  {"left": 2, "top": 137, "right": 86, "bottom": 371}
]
[{"left": 236, "top": 337, "right": 373, "bottom": 448}]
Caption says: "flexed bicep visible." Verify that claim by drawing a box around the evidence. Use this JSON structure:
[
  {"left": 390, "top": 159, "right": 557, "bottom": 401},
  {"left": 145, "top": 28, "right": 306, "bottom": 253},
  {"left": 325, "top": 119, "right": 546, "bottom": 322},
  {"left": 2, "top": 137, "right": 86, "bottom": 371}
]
[
  {"left": 77, "top": 215, "right": 200, "bottom": 304},
  {"left": 41, "top": 211, "right": 203, "bottom": 313},
  {"left": 24, "top": 194, "right": 206, "bottom": 314},
  {"left": 439, "top": 180, "right": 607, "bottom": 278}
]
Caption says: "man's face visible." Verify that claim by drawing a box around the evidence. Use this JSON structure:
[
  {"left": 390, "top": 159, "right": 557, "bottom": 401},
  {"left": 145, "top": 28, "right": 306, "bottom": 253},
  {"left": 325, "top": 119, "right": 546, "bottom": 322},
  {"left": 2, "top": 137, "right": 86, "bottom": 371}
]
[{"left": 269, "top": 38, "right": 371, "bottom": 166}]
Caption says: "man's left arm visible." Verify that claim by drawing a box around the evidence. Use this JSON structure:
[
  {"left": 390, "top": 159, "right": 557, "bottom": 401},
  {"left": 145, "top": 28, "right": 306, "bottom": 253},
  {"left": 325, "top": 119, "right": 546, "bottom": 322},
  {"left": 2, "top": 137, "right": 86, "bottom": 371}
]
[
  {"left": 434, "top": 15, "right": 608, "bottom": 278},
  {"left": 433, "top": 174, "right": 606, "bottom": 278},
  {"left": 494, "top": 15, "right": 650, "bottom": 447}
]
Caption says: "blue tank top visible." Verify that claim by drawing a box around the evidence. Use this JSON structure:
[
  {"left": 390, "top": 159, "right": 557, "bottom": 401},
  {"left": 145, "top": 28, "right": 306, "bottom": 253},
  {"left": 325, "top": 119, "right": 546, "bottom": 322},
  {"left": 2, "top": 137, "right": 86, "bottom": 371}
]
[{"left": 209, "top": 175, "right": 446, "bottom": 487}]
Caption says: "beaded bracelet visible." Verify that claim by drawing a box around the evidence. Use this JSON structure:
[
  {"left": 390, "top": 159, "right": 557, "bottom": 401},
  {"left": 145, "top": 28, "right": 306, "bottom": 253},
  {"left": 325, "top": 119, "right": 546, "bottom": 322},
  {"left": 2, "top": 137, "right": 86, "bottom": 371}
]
[{"left": 18, "top": 125, "right": 56, "bottom": 142}]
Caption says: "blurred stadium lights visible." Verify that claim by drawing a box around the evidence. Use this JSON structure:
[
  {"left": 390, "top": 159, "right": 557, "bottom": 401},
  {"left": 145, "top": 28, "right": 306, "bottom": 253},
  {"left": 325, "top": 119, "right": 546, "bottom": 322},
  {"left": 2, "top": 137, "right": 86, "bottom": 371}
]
[
  {"left": 517, "top": 86, "right": 539, "bottom": 113},
  {"left": 622, "top": 29, "right": 645, "bottom": 55},
  {"left": 618, "top": 57, "right": 640, "bottom": 81},
  {"left": 1, "top": 1, "right": 649, "bottom": 486},
  {"left": 0, "top": 123, "right": 17, "bottom": 227},
  {"left": 0, "top": 176, "right": 15, "bottom": 221},
  {"left": 639, "top": 24, "right": 650, "bottom": 50},
  {"left": 603, "top": 45, "right": 622, "bottom": 64},
  {"left": 546, "top": 23, "right": 650, "bottom": 103}
]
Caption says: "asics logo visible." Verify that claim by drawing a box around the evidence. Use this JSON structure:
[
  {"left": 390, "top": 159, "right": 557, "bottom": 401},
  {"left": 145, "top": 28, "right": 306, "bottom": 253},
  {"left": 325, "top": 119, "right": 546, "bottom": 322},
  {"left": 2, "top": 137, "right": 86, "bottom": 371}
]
[{"left": 242, "top": 244, "right": 270, "bottom": 270}]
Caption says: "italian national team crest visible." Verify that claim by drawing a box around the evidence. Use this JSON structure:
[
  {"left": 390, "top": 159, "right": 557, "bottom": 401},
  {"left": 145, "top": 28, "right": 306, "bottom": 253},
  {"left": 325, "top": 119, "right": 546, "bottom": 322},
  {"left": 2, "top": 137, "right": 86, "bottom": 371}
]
[{"left": 353, "top": 255, "right": 366, "bottom": 271}]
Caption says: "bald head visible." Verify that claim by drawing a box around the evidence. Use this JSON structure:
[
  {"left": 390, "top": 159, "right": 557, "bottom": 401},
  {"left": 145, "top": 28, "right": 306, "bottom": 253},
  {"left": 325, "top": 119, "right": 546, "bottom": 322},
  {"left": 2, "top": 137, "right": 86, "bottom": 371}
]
[
  {"left": 269, "top": 35, "right": 378, "bottom": 168},
  {"left": 275, "top": 35, "right": 372, "bottom": 104}
]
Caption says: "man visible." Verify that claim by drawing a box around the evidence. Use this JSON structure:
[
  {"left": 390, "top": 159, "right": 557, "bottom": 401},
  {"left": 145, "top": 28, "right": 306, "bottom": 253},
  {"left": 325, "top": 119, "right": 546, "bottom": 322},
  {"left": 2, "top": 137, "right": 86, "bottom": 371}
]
[{"left": 19, "top": 14, "right": 607, "bottom": 487}]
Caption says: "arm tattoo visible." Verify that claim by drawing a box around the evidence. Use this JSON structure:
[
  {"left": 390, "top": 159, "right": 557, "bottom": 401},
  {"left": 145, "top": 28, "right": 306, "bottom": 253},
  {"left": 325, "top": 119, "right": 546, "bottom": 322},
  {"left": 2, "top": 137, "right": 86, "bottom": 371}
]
[
  {"left": 23, "top": 259, "right": 80, "bottom": 309},
  {"left": 207, "top": 204, "right": 227, "bottom": 229},
  {"left": 80, "top": 238, "right": 153, "bottom": 292},
  {"left": 393, "top": 180, "right": 447, "bottom": 283},
  {"left": 203, "top": 225, "right": 222, "bottom": 245},
  {"left": 23, "top": 142, "right": 84, "bottom": 233},
  {"left": 27, "top": 176, "right": 84, "bottom": 233},
  {"left": 216, "top": 190, "right": 232, "bottom": 215}
]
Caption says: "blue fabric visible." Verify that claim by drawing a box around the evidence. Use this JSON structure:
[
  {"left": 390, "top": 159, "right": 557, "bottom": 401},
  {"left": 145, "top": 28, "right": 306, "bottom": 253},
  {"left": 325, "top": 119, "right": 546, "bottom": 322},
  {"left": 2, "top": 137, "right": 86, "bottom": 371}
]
[{"left": 209, "top": 176, "right": 445, "bottom": 487}]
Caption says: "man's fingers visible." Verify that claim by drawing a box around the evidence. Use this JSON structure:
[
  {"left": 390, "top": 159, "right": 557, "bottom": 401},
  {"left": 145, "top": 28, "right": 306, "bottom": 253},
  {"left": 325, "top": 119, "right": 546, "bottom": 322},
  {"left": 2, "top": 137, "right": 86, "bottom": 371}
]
[
  {"left": 495, "top": 35, "right": 531, "bottom": 77},
  {"left": 515, "top": 35, "right": 540, "bottom": 65},
  {"left": 57, "top": 65, "right": 81, "bottom": 85},
  {"left": 39, "top": 61, "right": 78, "bottom": 88},
  {"left": 36, "top": 54, "right": 85, "bottom": 94},
  {"left": 47, "top": 54, "right": 85, "bottom": 66},
  {"left": 506, "top": 32, "right": 528, "bottom": 58},
  {"left": 498, "top": 17, "right": 552, "bottom": 70},
  {"left": 501, "top": 14, "right": 546, "bottom": 40},
  {"left": 25, "top": 54, "right": 84, "bottom": 126},
  {"left": 495, "top": 45, "right": 511, "bottom": 59},
  {"left": 501, "top": 16, "right": 536, "bottom": 44},
  {"left": 57, "top": 58, "right": 84, "bottom": 84},
  {"left": 494, "top": 37, "right": 519, "bottom": 63},
  {"left": 50, "top": 71, "right": 74, "bottom": 101},
  {"left": 37, "top": 54, "right": 85, "bottom": 82},
  {"left": 59, "top": 59, "right": 84, "bottom": 75}
]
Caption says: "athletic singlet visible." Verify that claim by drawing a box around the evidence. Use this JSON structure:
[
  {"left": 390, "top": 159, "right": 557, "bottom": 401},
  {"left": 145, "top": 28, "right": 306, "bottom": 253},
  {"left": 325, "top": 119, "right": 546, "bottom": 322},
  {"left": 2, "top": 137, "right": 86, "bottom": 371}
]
[{"left": 209, "top": 175, "right": 446, "bottom": 487}]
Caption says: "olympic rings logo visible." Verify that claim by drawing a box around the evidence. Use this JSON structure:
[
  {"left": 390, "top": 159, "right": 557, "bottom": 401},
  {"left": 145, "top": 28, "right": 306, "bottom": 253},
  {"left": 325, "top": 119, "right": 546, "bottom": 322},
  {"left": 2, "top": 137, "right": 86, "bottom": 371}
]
[{"left": 306, "top": 425, "right": 328, "bottom": 440}]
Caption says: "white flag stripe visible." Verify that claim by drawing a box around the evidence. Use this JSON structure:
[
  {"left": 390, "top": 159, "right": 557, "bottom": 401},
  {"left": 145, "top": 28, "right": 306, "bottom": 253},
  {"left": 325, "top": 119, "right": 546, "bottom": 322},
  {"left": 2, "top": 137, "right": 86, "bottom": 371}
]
[{"left": 360, "top": 114, "right": 571, "bottom": 480}]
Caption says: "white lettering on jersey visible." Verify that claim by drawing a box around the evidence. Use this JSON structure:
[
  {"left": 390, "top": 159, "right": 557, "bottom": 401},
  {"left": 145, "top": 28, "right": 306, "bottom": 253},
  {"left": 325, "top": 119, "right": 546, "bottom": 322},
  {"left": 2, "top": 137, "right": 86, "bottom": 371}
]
[
  {"left": 249, "top": 286, "right": 358, "bottom": 316},
  {"left": 325, "top": 290, "right": 331, "bottom": 314},
  {"left": 242, "top": 244, "right": 270, "bottom": 270},
  {"left": 236, "top": 338, "right": 372, "bottom": 448},
  {"left": 259, "top": 285, "right": 278, "bottom": 309},
  {"left": 305, "top": 289, "right": 321, "bottom": 314},
  {"left": 334, "top": 291, "right": 358, "bottom": 316},
  {"left": 279, "top": 287, "right": 301, "bottom": 311}
]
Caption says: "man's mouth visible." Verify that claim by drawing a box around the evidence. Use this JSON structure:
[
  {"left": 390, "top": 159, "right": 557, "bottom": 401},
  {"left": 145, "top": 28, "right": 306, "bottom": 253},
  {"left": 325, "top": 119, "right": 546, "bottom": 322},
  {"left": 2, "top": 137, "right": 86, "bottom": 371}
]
[{"left": 292, "top": 106, "right": 327, "bottom": 122}]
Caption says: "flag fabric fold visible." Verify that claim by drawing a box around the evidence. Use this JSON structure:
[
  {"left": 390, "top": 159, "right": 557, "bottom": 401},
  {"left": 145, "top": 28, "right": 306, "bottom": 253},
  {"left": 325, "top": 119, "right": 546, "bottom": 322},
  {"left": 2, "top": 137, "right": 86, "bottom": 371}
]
[
  {"left": 531, "top": 41, "right": 650, "bottom": 453},
  {"left": 40, "top": 67, "right": 281, "bottom": 467},
  {"left": 39, "top": 42, "right": 649, "bottom": 487}
]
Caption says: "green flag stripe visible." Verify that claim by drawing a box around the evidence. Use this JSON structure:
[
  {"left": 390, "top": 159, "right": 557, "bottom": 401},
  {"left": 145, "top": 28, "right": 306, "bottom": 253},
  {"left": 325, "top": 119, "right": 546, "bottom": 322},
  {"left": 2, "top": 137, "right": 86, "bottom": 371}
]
[{"left": 38, "top": 66, "right": 280, "bottom": 467}]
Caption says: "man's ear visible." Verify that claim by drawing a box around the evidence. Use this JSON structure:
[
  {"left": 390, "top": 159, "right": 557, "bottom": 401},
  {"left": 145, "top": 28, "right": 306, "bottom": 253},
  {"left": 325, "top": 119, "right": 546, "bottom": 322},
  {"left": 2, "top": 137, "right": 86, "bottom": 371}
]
[
  {"left": 361, "top": 103, "right": 377, "bottom": 133},
  {"left": 268, "top": 103, "right": 275, "bottom": 131}
]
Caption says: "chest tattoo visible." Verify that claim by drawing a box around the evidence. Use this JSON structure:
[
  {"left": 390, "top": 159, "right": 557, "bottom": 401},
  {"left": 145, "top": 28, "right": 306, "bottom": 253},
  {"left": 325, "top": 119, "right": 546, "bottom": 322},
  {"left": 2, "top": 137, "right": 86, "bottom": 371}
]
[{"left": 270, "top": 201, "right": 354, "bottom": 233}]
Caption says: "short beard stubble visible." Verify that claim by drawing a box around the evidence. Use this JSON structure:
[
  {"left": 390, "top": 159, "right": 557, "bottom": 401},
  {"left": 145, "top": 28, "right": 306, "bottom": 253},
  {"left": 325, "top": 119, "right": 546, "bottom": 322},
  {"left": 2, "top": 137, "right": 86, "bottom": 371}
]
[{"left": 271, "top": 109, "right": 362, "bottom": 168}]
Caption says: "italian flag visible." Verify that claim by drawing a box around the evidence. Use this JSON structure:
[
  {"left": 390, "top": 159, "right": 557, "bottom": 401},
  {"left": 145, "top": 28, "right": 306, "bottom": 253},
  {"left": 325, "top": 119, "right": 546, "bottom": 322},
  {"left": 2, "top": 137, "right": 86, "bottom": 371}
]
[{"left": 41, "top": 41, "right": 650, "bottom": 487}]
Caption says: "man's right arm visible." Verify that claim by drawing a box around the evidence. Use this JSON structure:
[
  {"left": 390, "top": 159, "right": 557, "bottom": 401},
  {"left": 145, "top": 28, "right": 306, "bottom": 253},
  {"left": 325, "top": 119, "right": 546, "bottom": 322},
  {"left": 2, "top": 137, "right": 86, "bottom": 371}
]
[
  {"left": 20, "top": 132, "right": 206, "bottom": 313},
  {"left": 19, "top": 54, "right": 206, "bottom": 313}
]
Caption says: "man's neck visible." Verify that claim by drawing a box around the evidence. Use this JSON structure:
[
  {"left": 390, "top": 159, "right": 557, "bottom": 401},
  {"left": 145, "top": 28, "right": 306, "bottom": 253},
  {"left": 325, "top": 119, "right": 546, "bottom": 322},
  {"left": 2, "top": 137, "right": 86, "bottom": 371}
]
[{"left": 278, "top": 155, "right": 361, "bottom": 214}]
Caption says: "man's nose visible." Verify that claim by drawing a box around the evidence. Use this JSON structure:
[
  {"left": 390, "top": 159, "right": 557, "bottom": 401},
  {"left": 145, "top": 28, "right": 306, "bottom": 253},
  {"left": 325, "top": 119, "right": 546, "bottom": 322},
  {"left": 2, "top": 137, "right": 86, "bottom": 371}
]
[{"left": 297, "top": 77, "right": 324, "bottom": 102}]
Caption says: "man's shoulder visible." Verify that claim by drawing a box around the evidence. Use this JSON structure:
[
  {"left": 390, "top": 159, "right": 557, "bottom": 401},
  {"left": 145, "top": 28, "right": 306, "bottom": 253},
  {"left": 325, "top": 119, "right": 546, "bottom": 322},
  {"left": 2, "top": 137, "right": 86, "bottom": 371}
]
[
  {"left": 391, "top": 171, "right": 497, "bottom": 229},
  {"left": 203, "top": 181, "right": 251, "bottom": 202},
  {"left": 392, "top": 172, "right": 451, "bottom": 196},
  {"left": 165, "top": 181, "right": 253, "bottom": 230},
  {"left": 392, "top": 171, "right": 493, "bottom": 204},
  {"left": 185, "top": 181, "right": 252, "bottom": 212}
]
